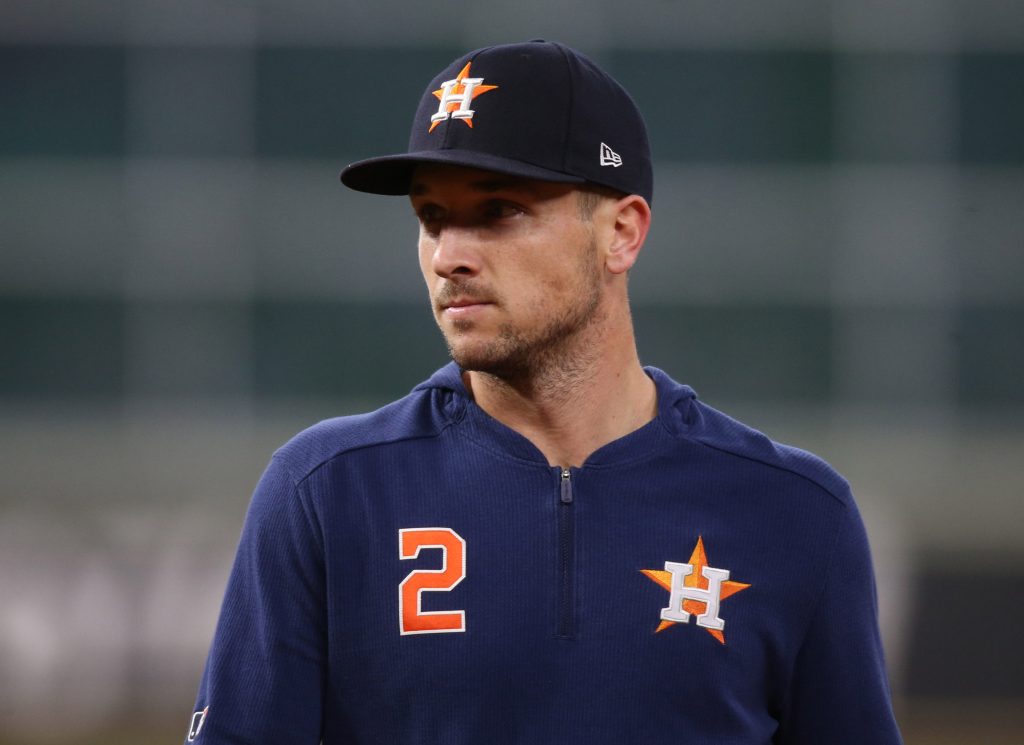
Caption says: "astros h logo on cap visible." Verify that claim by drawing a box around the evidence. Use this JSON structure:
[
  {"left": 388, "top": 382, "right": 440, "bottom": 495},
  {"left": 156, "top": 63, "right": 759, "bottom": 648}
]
[{"left": 429, "top": 62, "right": 499, "bottom": 132}]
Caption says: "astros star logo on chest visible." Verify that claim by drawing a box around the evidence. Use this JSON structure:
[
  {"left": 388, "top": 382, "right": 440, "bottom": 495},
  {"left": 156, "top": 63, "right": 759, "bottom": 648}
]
[{"left": 641, "top": 536, "right": 751, "bottom": 644}]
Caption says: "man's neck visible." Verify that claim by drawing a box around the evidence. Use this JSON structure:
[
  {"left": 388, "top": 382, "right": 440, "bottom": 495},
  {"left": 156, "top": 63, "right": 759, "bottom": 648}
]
[{"left": 462, "top": 339, "right": 657, "bottom": 469}]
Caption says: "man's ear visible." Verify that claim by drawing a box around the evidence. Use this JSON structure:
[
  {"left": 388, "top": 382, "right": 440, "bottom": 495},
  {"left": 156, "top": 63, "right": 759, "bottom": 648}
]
[{"left": 604, "top": 195, "right": 651, "bottom": 275}]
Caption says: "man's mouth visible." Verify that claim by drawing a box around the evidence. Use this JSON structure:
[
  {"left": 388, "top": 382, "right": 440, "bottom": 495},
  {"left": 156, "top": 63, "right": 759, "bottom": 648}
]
[{"left": 441, "top": 298, "right": 493, "bottom": 316}]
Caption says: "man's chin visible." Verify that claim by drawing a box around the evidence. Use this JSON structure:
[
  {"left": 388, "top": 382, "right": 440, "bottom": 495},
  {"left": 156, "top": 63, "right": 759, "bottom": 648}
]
[
  {"left": 446, "top": 340, "right": 518, "bottom": 377},
  {"left": 448, "top": 347, "right": 498, "bottom": 374}
]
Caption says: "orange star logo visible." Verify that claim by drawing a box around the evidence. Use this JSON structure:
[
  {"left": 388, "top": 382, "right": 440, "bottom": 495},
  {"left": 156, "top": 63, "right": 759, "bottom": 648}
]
[
  {"left": 641, "top": 536, "right": 751, "bottom": 644},
  {"left": 428, "top": 61, "right": 498, "bottom": 132}
]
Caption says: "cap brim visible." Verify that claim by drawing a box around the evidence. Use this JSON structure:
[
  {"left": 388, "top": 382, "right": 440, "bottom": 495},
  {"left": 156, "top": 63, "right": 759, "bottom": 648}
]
[{"left": 340, "top": 149, "right": 587, "bottom": 196}]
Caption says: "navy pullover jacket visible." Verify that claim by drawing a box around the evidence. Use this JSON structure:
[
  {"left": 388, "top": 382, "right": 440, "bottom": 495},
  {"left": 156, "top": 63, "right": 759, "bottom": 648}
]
[{"left": 189, "top": 363, "right": 902, "bottom": 744}]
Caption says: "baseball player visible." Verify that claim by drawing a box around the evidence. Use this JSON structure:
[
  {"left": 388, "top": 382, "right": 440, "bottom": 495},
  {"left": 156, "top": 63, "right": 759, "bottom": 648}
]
[{"left": 187, "top": 40, "right": 903, "bottom": 744}]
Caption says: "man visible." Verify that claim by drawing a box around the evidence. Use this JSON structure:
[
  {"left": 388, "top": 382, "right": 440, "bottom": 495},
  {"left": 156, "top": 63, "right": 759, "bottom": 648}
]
[{"left": 188, "top": 40, "right": 902, "bottom": 744}]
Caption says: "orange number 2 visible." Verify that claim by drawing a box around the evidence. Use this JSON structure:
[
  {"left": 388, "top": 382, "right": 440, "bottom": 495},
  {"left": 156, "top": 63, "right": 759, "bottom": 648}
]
[{"left": 398, "top": 527, "right": 467, "bottom": 635}]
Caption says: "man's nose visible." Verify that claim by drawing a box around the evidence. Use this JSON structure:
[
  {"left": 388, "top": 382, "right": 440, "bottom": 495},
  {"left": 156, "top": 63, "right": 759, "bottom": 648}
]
[{"left": 430, "top": 226, "right": 481, "bottom": 279}]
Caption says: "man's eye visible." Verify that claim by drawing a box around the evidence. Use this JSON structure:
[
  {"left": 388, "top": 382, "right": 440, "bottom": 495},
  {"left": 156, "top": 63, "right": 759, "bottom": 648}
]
[
  {"left": 416, "top": 205, "right": 444, "bottom": 225},
  {"left": 483, "top": 201, "right": 523, "bottom": 220}
]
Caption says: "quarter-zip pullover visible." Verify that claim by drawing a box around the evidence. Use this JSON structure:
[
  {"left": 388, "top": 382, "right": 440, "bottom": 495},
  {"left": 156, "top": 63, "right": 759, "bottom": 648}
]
[{"left": 189, "top": 363, "right": 902, "bottom": 744}]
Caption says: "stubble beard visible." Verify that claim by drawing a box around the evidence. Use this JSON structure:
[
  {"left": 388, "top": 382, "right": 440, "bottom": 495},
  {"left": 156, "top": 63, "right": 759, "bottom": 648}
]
[{"left": 439, "top": 240, "right": 605, "bottom": 391}]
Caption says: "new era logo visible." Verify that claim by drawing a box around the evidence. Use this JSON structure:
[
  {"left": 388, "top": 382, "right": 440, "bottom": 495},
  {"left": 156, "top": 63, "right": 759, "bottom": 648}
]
[{"left": 600, "top": 142, "right": 623, "bottom": 167}]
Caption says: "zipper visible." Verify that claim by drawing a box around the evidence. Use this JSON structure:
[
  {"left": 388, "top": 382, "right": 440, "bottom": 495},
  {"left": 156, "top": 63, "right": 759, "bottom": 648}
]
[{"left": 556, "top": 467, "right": 576, "bottom": 639}]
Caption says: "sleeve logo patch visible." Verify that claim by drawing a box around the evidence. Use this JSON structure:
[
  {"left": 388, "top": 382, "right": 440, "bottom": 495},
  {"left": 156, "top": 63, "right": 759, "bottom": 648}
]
[
  {"left": 187, "top": 706, "right": 209, "bottom": 741},
  {"left": 640, "top": 536, "right": 751, "bottom": 644}
]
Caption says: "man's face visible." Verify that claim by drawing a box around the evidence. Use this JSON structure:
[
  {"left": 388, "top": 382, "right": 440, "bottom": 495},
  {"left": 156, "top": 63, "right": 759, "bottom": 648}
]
[{"left": 410, "top": 164, "right": 607, "bottom": 379}]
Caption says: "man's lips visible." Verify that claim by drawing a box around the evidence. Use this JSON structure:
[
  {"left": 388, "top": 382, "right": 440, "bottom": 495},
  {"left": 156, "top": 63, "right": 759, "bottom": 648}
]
[{"left": 439, "top": 298, "right": 493, "bottom": 316}]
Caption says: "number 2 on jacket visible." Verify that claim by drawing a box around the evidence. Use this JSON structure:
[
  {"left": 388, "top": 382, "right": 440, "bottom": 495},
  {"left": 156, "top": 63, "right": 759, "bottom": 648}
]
[{"left": 398, "top": 527, "right": 466, "bottom": 635}]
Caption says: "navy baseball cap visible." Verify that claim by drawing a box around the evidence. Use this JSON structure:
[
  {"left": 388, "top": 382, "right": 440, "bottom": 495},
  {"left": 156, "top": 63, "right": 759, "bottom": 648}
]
[{"left": 340, "top": 40, "right": 653, "bottom": 203}]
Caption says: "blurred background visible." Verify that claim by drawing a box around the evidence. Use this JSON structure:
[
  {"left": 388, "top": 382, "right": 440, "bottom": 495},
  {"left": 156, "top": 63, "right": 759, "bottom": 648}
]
[{"left": 1, "top": 1, "right": 1022, "bottom": 743}]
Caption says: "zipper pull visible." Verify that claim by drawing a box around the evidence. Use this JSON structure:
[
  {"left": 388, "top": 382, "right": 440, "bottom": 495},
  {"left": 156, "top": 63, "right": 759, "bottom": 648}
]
[{"left": 560, "top": 468, "right": 573, "bottom": 504}]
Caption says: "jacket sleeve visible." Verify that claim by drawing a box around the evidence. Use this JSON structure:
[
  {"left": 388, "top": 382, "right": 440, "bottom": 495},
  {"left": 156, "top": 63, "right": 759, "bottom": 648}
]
[
  {"left": 776, "top": 499, "right": 903, "bottom": 744},
  {"left": 186, "top": 455, "right": 326, "bottom": 744}
]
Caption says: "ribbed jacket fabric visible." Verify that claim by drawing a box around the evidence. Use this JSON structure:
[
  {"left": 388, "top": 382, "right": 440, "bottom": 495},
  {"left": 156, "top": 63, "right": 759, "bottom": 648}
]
[{"left": 189, "top": 363, "right": 902, "bottom": 744}]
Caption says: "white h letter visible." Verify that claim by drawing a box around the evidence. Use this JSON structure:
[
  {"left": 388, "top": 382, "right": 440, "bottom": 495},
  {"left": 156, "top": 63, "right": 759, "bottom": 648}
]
[
  {"left": 431, "top": 77, "right": 484, "bottom": 124},
  {"left": 660, "top": 561, "right": 730, "bottom": 631}
]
